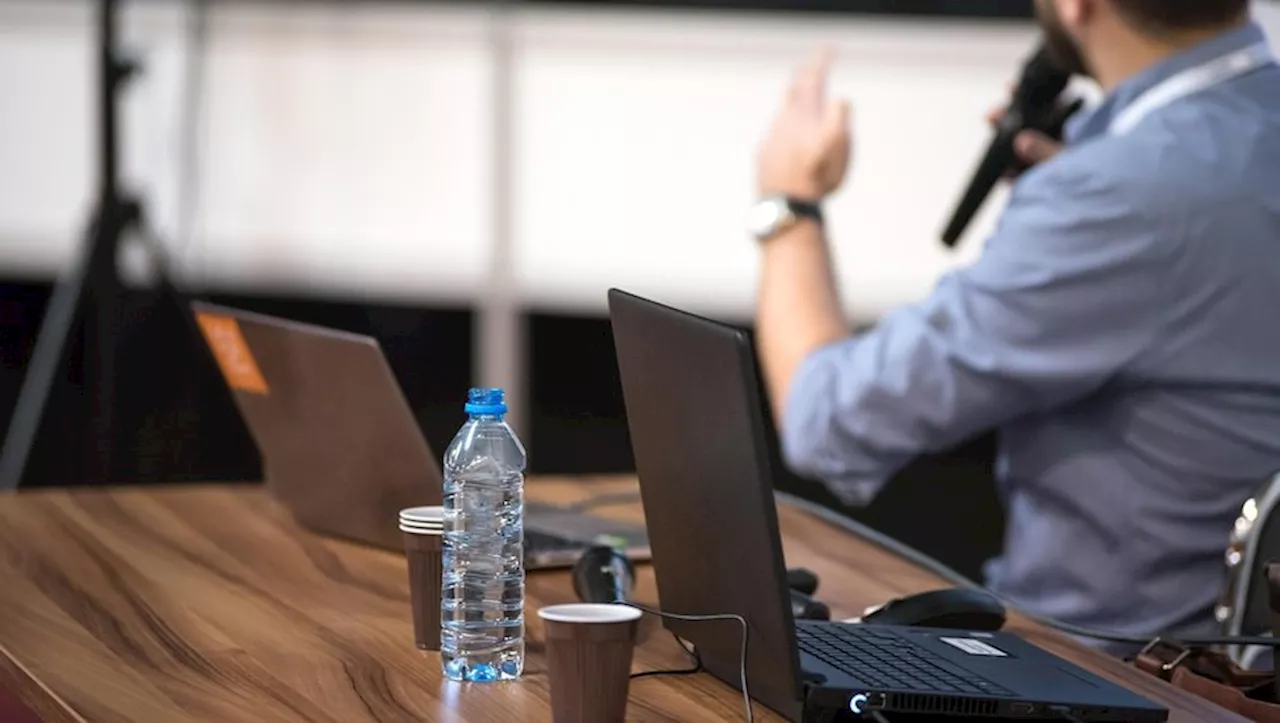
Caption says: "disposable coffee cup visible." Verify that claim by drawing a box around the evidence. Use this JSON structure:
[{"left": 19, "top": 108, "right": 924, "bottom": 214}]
[
  {"left": 403, "top": 524, "right": 444, "bottom": 651},
  {"left": 399, "top": 506, "right": 444, "bottom": 524},
  {"left": 400, "top": 517, "right": 442, "bottom": 526},
  {"left": 399, "top": 520, "right": 442, "bottom": 533},
  {"left": 538, "top": 604, "right": 642, "bottom": 723}
]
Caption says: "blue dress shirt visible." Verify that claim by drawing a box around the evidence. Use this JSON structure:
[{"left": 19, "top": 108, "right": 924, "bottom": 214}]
[{"left": 782, "top": 22, "right": 1280, "bottom": 642}]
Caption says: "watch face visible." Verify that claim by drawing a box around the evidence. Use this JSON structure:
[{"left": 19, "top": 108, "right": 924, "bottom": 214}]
[{"left": 747, "top": 197, "right": 793, "bottom": 239}]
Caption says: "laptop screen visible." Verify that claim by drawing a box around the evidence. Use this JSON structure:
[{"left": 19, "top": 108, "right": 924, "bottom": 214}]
[{"left": 608, "top": 289, "right": 805, "bottom": 719}]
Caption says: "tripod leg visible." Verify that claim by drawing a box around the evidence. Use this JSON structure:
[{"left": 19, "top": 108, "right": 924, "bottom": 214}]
[
  {"left": 0, "top": 195, "right": 139, "bottom": 489},
  {"left": 86, "top": 259, "right": 119, "bottom": 485},
  {"left": 0, "top": 0, "right": 153, "bottom": 489},
  {"left": 0, "top": 221, "right": 96, "bottom": 489}
]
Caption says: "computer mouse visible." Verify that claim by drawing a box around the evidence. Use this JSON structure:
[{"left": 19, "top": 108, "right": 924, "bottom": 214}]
[{"left": 858, "top": 588, "right": 1007, "bottom": 632}]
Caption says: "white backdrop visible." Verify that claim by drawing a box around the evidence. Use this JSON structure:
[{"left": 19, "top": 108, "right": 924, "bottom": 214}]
[
  {"left": 2, "top": 2, "right": 1277, "bottom": 317},
  {"left": 0, "top": 1, "right": 1038, "bottom": 321},
  {"left": 2, "top": 1, "right": 1276, "bottom": 418}
]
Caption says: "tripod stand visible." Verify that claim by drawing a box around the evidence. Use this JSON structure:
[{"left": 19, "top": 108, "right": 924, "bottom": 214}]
[{"left": 0, "top": 0, "right": 191, "bottom": 489}]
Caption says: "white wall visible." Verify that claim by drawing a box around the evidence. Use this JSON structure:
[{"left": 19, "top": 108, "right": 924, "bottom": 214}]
[
  {"left": 3, "top": 2, "right": 1278, "bottom": 321},
  {"left": 0, "top": 2, "right": 498, "bottom": 302},
  {"left": 1263, "top": 1, "right": 1280, "bottom": 39},
  {"left": 512, "top": 10, "right": 1037, "bottom": 318},
  {"left": 0, "top": 1, "right": 1041, "bottom": 323}
]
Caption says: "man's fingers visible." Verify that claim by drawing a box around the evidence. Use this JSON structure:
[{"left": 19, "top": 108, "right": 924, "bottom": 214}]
[
  {"left": 810, "top": 46, "right": 835, "bottom": 83},
  {"left": 790, "top": 46, "right": 835, "bottom": 108},
  {"left": 986, "top": 82, "right": 1016, "bottom": 126},
  {"left": 1014, "top": 130, "right": 1062, "bottom": 164},
  {"left": 824, "top": 99, "right": 851, "bottom": 144}
]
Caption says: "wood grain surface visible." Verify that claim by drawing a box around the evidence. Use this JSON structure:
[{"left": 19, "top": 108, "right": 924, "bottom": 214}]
[{"left": 0, "top": 477, "right": 1245, "bottom": 723}]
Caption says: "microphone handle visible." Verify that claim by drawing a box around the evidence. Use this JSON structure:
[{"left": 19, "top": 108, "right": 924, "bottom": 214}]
[
  {"left": 1007, "top": 98, "right": 1086, "bottom": 177},
  {"left": 941, "top": 130, "right": 1019, "bottom": 248},
  {"left": 941, "top": 98, "right": 1085, "bottom": 248}
]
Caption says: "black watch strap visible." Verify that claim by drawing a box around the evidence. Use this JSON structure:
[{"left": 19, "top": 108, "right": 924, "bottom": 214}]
[
  {"left": 750, "top": 195, "right": 825, "bottom": 243},
  {"left": 788, "top": 198, "right": 823, "bottom": 225}
]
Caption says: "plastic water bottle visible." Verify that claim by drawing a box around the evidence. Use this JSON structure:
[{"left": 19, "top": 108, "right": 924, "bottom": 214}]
[{"left": 440, "top": 387, "right": 526, "bottom": 682}]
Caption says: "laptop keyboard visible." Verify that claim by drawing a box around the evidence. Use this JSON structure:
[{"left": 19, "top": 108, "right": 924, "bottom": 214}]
[
  {"left": 524, "top": 529, "right": 584, "bottom": 553},
  {"left": 796, "top": 624, "right": 1016, "bottom": 697}
]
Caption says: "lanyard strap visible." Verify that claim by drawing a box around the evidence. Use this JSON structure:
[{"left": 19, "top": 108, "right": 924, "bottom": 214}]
[{"left": 1109, "top": 42, "right": 1275, "bottom": 136}]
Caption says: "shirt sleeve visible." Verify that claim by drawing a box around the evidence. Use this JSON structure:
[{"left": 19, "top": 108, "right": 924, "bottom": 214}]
[{"left": 780, "top": 157, "right": 1170, "bottom": 505}]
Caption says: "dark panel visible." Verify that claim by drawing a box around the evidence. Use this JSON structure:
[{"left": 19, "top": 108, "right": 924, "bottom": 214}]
[
  {"left": 0, "top": 281, "right": 48, "bottom": 432},
  {"left": 107, "top": 288, "right": 259, "bottom": 484},
  {"left": 2, "top": 276, "right": 1001, "bottom": 579},
  {"left": 0, "top": 279, "right": 258, "bottom": 487},
  {"left": 0, "top": 278, "right": 471, "bottom": 488},
  {"left": 528, "top": 311, "right": 634, "bottom": 475}
]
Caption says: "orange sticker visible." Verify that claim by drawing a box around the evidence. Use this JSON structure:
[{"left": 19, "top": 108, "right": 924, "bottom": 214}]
[{"left": 195, "top": 312, "right": 269, "bottom": 395}]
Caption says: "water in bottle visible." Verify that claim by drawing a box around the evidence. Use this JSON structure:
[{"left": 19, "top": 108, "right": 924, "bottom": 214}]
[{"left": 440, "top": 387, "right": 526, "bottom": 682}]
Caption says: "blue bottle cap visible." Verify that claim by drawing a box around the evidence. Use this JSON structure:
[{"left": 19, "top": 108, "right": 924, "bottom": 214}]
[{"left": 465, "top": 387, "right": 508, "bottom": 416}]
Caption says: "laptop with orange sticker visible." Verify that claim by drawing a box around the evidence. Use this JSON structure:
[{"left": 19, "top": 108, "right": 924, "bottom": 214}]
[
  {"left": 194, "top": 312, "right": 269, "bottom": 395},
  {"left": 191, "top": 302, "right": 649, "bottom": 567}
]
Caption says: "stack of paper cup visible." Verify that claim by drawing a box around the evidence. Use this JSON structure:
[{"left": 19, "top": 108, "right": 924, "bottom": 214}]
[
  {"left": 399, "top": 506, "right": 444, "bottom": 651},
  {"left": 399, "top": 506, "right": 443, "bottom": 535}
]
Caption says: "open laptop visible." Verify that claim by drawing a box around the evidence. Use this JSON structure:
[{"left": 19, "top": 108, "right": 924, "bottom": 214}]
[
  {"left": 607, "top": 289, "right": 1167, "bottom": 722},
  {"left": 191, "top": 301, "right": 649, "bottom": 569}
]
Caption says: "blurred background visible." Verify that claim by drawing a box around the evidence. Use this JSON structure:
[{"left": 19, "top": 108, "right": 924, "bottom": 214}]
[{"left": 2, "top": 1, "right": 1277, "bottom": 580}]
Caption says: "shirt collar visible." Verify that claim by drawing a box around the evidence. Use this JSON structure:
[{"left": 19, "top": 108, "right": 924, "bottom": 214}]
[{"left": 1067, "top": 21, "right": 1269, "bottom": 143}]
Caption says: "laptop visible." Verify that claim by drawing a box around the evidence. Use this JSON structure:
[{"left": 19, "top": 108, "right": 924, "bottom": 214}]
[
  {"left": 191, "top": 301, "right": 650, "bottom": 569},
  {"left": 606, "top": 289, "right": 1168, "bottom": 722}
]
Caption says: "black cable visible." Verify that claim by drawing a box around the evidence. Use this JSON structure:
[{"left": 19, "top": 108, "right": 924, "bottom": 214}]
[
  {"left": 1038, "top": 626, "right": 1280, "bottom": 648},
  {"left": 621, "top": 601, "right": 753, "bottom": 723},
  {"left": 868, "top": 711, "right": 893, "bottom": 723},
  {"left": 776, "top": 491, "right": 1280, "bottom": 650},
  {"left": 630, "top": 631, "right": 702, "bottom": 680},
  {"left": 629, "top": 666, "right": 701, "bottom": 680}
]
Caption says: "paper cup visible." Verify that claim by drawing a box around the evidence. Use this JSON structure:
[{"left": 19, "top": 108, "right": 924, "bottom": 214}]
[
  {"left": 404, "top": 530, "right": 444, "bottom": 650},
  {"left": 538, "top": 604, "right": 642, "bottom": 723},
  {"left": 399, "top": 506, "right": 444, "bottom": 524},
  {"left": 399, "top": 521, "right": 442, "bottom": 534}
]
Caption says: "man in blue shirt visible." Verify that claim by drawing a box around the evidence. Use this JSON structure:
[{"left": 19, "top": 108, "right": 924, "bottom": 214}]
[{"left": 751, "top": 0, "right": 1280, "bottom": 643}]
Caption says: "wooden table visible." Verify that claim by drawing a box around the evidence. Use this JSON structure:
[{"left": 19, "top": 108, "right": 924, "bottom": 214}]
[{"left": 0, "top": 477, "right": 1244, "bottom": 723}]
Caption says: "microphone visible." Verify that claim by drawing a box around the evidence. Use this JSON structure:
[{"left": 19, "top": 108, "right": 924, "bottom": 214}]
[
  {"left": 573, "top": 546, "right": 636, "bottom": 604},
  {"left": 940, "top": 42, "right": 1080, "bottom": 248}
]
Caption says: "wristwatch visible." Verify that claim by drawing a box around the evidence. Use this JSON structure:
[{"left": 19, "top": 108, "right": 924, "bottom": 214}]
[{"left": 747, "top": 195, "right": 823, "bottom": 242}]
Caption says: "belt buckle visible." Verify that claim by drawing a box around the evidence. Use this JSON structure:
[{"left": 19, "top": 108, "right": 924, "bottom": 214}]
[{"left": 1136, "top": 638, "right": 1192, "bottom": 681}]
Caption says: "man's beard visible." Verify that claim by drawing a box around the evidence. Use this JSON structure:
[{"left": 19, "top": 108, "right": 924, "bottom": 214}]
[{"left": 1036, "top": 0, "right": 1091, "bottom": 77}]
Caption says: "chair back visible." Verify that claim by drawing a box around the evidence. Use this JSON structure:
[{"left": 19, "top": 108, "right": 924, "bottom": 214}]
[{"left": 1219, "top": 473, "right": 1280, "bottom": 667}]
